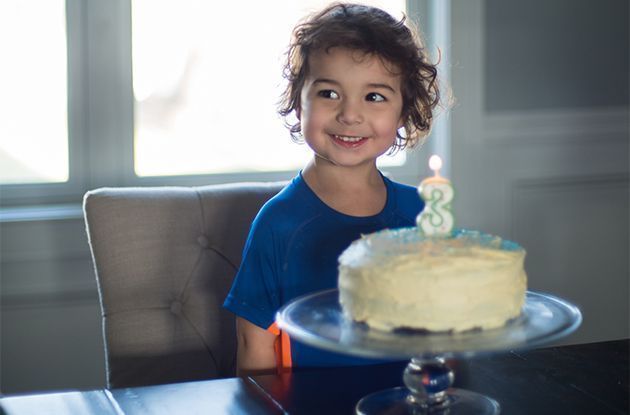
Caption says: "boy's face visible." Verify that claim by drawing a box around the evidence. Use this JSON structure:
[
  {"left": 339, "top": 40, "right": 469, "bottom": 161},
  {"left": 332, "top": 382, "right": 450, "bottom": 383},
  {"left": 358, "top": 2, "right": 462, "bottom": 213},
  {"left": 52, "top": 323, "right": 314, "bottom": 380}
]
[{"left": 299, "top": 47, "right": 404, "bottom": 170}]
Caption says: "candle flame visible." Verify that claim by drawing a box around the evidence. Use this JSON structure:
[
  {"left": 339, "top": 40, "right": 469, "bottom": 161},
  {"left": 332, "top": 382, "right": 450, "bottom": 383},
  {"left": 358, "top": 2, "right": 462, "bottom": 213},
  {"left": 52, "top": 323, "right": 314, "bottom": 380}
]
[{"left": 429, "top": 155, "right": 443, "bottom": 172}]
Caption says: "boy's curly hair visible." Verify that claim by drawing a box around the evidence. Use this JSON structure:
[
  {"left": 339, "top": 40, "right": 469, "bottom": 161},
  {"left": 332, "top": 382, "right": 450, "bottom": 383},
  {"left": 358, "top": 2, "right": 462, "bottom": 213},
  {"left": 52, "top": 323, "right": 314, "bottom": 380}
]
[{"left": 278, "top": 2, "right": 440, "bottom": 151}]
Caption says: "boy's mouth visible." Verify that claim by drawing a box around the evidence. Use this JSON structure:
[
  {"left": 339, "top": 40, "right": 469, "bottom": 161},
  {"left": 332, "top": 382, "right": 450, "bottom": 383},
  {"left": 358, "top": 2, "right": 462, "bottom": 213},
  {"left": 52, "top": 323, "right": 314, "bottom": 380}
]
[{"left": 331, "top": 134, "right": 368, "bottom": 147}]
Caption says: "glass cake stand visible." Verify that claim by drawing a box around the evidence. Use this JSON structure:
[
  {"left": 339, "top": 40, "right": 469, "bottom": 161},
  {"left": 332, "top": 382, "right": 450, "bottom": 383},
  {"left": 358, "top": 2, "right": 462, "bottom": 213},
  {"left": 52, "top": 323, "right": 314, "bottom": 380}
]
[{"left": 276, "top": 289, "right": 582, "bottom": 415}]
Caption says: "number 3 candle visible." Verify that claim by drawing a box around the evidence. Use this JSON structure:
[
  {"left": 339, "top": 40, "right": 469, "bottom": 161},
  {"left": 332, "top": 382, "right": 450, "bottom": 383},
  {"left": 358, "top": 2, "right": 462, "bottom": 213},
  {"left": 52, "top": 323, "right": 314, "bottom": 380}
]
[{"left": 416, "top": 155, "right": 455, "bottom": 236}]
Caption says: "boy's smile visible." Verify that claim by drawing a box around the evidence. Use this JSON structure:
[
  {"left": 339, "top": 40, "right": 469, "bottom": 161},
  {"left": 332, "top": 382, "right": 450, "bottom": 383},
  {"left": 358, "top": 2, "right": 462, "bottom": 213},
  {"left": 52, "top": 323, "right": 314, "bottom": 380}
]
[
  {"left": 299, "top": 47, "right": 404, "bottom": 169},
  {"left": 331, "top": 134, "right": 368, "bottom": 147}
]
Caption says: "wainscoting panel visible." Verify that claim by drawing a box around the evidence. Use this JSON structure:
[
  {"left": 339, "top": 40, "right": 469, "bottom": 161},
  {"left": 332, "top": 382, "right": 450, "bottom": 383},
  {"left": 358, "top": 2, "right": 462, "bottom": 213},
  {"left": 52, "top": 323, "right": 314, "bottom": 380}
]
[
  {"left": 512, "top": 175, "right": 629, "bottom": 344},
  {"left": 1, "top": 298, "right": 106, "bottom": 394},
  {"left": 0, "top": 217, "right": 106, "bottom": 394}
]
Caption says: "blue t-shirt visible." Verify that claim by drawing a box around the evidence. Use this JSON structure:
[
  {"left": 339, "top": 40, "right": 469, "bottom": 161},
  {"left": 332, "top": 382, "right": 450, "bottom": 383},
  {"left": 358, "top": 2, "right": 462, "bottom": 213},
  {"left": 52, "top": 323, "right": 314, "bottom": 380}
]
[{"left": 223, "top": 172, "right": 423, "bottom": 368}]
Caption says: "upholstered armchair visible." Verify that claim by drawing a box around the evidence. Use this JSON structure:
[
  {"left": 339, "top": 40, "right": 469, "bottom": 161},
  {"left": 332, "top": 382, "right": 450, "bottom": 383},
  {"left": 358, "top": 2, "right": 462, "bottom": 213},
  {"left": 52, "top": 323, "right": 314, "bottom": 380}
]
[{"left": 83, "top": 182, "right": 285, "bottom": 388}]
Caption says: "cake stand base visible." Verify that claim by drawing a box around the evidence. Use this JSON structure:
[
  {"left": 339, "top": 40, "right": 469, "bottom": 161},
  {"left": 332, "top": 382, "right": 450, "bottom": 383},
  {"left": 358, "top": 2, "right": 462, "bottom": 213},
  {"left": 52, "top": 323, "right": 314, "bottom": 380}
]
[{"left": 356, "top": 387, "right": 500, "bottom": 415}]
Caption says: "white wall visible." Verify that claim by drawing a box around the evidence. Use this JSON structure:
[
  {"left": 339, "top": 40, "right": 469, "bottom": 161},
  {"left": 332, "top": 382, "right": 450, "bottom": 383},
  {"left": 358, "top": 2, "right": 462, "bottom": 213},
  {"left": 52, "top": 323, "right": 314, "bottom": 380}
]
[{"left": 450, "top": 0, "right": 629, "bottom": 346}]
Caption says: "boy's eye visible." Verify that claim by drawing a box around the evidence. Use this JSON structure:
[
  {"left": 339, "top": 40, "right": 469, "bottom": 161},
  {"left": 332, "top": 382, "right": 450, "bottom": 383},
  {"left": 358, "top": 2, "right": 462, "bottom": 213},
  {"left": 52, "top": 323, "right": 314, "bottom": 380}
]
[
  {"left": 366, "top": 92, "right": 386, "bottom": 102},
  {"left": 317, "top": 90, "right": 340, "bottom": 99}
]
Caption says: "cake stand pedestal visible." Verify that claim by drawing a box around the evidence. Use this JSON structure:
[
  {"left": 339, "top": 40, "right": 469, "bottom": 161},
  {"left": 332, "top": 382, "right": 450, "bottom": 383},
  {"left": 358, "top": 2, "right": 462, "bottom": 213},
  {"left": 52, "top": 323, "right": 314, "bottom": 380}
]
[{"left": 276, "top": 289, "right": 582, "bottom": 415}]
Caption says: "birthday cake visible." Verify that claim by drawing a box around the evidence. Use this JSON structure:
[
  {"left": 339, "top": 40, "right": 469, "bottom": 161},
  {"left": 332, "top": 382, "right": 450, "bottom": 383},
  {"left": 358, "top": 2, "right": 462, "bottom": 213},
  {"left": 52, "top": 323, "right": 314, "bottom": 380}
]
[
  {"left": 337, "top": 156, "right": 527, "bottom": 332},
  {"left": 337, "top": 228, "right": 527, "bottom": 332}
]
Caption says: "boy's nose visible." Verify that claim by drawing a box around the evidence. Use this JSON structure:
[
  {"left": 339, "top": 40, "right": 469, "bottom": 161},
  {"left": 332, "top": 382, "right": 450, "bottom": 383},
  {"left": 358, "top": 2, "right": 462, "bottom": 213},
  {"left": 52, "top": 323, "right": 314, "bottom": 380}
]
[{"left": 336, "top": 101, "right": 364, "bottom": 125}]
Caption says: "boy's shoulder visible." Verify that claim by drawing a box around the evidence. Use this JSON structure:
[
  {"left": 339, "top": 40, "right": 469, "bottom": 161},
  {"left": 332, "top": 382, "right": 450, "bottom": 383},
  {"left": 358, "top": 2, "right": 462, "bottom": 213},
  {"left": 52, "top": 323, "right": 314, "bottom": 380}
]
[
  {"left": 384, "top": 176, "right": 420, "bottom": 202},
  {"left": 383, "top": 176, "right": 424, "bottom": 218},
  {"left": 259, "top": 175, "right": 307, "bottom": 210},
  {"left": 387, "top": 177, "right": 417, "bottom": 193},
  {"left": 251, "top": 175, "right": 318, "bottom": 229}
]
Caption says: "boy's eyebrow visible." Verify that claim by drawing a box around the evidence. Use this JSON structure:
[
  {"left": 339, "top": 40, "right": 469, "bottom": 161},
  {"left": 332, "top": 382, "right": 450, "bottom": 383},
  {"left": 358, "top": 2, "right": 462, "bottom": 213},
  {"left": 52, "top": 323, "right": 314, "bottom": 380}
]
[
  {"left": 312, "top": 78, "right": 341, "bottom": 87},
  {"left": 367, "top": 83, "right": 398, "bottom": 94},
  {"left": 312, "top": 78, "right": 398, "bottom": 94}
]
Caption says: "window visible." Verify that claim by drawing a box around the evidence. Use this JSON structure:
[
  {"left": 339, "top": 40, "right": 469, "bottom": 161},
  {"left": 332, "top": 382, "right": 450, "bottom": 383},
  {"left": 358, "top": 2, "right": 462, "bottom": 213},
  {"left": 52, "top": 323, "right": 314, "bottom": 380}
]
[
  {"left": 131, "top": 0, "right": 406, "bottom": 177},
  {"left": 0, "top": 0, "right": 430, "bottom": 208},
  {"left": 0, "top": 1, "right": 68, "bottom": 185}
]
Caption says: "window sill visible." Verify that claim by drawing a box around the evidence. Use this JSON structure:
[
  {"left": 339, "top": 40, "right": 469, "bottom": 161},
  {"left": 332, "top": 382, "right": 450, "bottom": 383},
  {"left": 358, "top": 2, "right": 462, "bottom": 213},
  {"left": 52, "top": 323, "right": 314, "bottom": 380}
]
[{"left": 0, "top": 204, "right": 84, "bottom": 223}]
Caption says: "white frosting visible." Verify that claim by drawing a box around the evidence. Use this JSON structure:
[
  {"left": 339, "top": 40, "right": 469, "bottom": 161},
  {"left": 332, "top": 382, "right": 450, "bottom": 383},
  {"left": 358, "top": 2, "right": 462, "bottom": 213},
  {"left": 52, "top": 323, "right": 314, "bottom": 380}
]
[{"left": 338, "top": 228, "right": 527, "bottom": 332}]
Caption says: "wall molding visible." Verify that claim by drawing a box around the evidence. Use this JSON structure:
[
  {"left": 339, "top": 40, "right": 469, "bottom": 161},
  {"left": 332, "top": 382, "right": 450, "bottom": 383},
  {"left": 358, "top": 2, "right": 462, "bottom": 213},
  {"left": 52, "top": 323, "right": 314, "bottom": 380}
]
[
  {"left": 511, "top": 172, "right": 629, "bottom": 191},
  {"left": 1, "top": 290, "right": 99, "bottom": 310},
  {"left": 510, "top": 172, "right": 629, "bottom": 237},
  {"left": 484, "top": 106, "right": 629, "bottom": 144}
]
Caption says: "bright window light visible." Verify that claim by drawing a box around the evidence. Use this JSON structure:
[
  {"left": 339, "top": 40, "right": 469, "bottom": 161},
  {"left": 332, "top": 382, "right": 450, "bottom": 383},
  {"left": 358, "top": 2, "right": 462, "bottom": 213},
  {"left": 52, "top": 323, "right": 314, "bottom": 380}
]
[
  {"left": 132, "top": 0, "right": 406, "bottom": 177},
  {"left": 0, "top": 1, "right": 69, "bottom": 184}
]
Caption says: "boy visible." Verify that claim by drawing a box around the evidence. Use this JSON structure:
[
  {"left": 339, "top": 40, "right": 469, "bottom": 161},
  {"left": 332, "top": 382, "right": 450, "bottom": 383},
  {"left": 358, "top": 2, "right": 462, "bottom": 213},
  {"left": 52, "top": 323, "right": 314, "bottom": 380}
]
[{"left": 224, "top": 3, "right": 439, "bottom": 374}]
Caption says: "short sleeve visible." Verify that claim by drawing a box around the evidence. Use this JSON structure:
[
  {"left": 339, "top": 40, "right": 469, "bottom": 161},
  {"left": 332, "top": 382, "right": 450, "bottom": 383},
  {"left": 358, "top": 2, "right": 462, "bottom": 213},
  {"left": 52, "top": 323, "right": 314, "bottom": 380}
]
[{"left": 223, "top": 217, "right": 280, "bottom": 330}]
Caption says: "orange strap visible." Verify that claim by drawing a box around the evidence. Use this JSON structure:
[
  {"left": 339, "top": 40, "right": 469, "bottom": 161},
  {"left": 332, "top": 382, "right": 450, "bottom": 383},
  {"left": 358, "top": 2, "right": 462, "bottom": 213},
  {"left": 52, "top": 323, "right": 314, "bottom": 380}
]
[{"left": 267, "top": 322, "right": 292, "bottom": 372}]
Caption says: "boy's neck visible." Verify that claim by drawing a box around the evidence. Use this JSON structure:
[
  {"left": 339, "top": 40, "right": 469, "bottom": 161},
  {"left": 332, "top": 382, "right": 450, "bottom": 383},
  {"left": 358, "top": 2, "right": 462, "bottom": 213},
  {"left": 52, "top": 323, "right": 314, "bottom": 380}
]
[
  {"left": 301, "top": 157, "right": 387, "bottom": 217},
  {"left": 302, "top": 157, "right": 382, "bottom": 191}
]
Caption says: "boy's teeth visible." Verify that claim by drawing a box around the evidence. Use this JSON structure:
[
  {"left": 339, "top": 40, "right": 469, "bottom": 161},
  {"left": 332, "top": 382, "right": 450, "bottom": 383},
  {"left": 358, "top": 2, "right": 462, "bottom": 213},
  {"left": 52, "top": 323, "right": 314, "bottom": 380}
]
[{"left": 335, "top": 135, "right": 364, "bottom": 142}]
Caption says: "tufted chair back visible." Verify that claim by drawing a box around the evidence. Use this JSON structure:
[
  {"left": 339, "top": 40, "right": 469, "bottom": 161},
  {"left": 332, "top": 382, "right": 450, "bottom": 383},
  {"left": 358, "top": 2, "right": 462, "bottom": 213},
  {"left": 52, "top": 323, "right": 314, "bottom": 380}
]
[{"left": 83, "top": 182, "right": 285, "bottom": 388}]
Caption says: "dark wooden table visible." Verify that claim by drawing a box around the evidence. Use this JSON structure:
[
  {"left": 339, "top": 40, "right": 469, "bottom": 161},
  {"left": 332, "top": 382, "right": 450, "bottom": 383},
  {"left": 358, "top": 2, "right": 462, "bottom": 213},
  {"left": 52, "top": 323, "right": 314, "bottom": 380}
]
[{"left": 2, "top": 339, "right": 628, "bottom": 414}]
